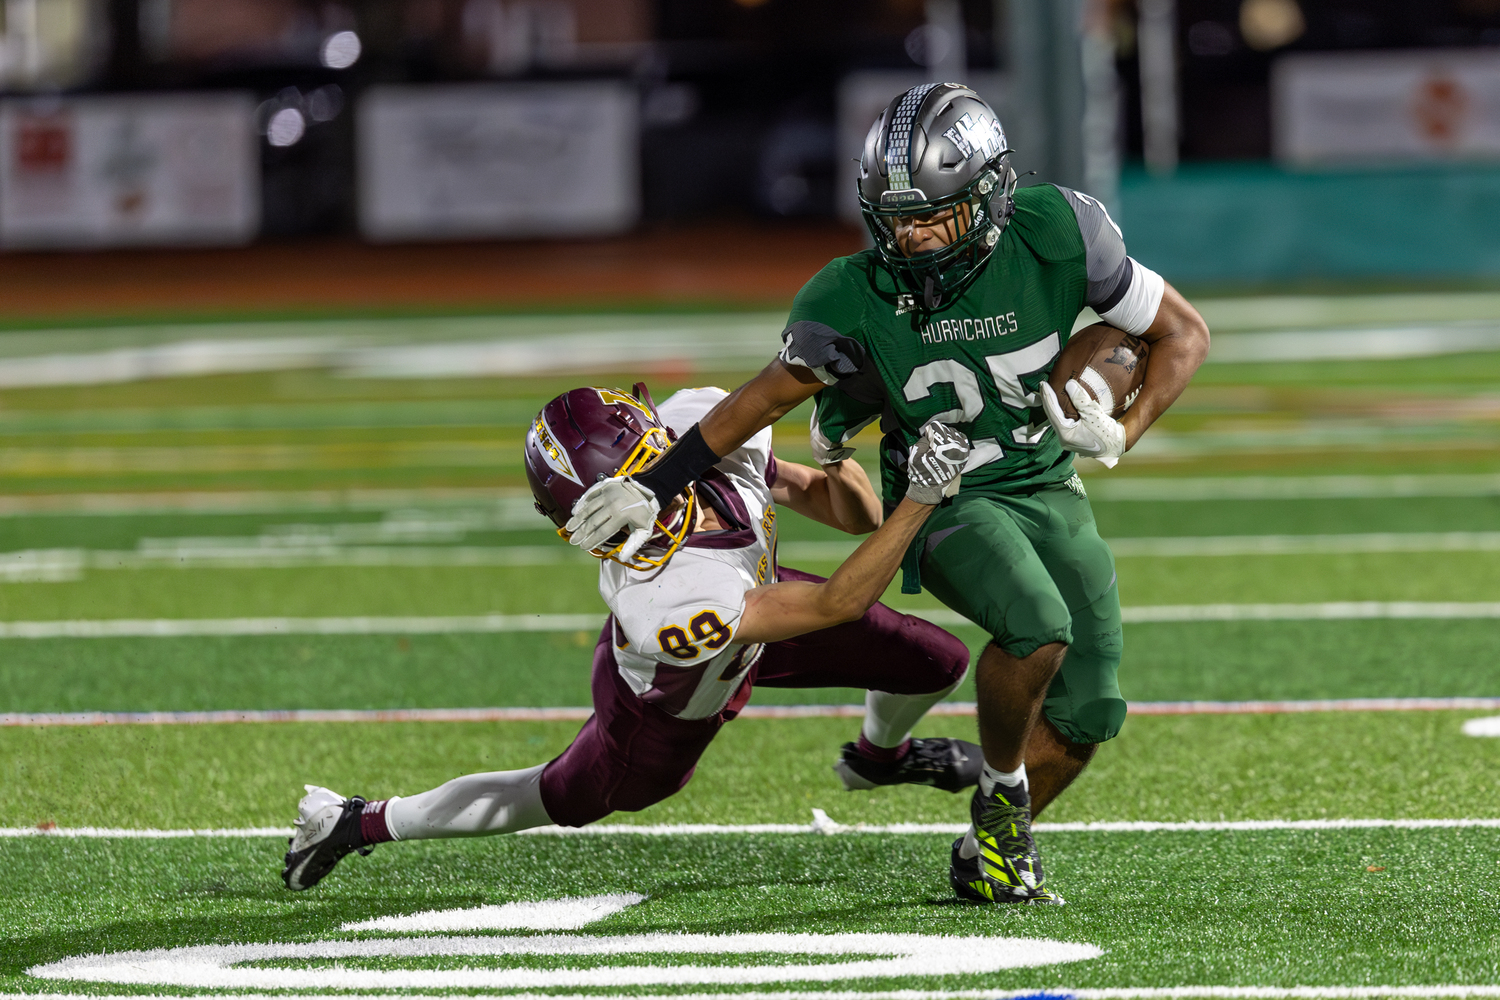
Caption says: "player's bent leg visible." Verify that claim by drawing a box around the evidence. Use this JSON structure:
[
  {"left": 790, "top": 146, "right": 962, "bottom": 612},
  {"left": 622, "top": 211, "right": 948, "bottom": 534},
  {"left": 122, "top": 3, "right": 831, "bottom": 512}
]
[
  {"left": 1030, "top": 574, "right": 1126, "bottom": 815},
  {"left": 540, "top": 630, "right": 731, "bottom": 827},
  {"left": 755, "top": 566, "right": 979, "bottom": 793},
  {"left": 1026, "top": 717, "right": 1097, "bottom": 817},
  {"left": 973, "top": 640, "right": 1067, "bottom": 772},
  {"left": 946, "top": 640, "right": 1068, "bottom": 905}
]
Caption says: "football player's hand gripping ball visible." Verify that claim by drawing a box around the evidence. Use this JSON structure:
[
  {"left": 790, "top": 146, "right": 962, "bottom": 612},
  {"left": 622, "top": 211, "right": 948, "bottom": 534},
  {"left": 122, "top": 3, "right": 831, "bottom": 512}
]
[
  {"left": 905, "top": 419, "right": 970, "bottom": 505},
  {"left": 1040, "top": 380, "right": 1127, "bottom": 469},
  {"left": 564, "top": 477, "right": 662, "bottom": 561}
]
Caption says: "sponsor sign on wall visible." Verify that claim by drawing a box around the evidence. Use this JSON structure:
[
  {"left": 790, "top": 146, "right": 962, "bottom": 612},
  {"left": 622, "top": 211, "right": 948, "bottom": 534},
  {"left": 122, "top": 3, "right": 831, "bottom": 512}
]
[
  {"left": 357, "top": 82, "right": 639, "bottom": 242},
  {"left": 0, "top": 93, "right": 258, "bottom": 249},
  {"left": 1274, "top": 49, "right": 1500, "bottom": 166}
]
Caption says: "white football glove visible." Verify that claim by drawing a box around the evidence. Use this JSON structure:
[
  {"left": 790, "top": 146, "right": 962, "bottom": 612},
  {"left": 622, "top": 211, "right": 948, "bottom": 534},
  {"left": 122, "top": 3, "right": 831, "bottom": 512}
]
[
  {"left": 905, "top": 419, "right": 970, "bottom": 505},
  {"left": 1040, "top": 380, "right": 1126, "bottom": 469},
  {"left": 564, "top": 476, "right": 661, "bottom": 561}
]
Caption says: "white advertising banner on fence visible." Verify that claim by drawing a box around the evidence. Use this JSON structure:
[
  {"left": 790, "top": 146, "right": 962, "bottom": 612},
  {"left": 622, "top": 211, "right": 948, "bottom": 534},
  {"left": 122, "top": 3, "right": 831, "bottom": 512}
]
[
  {"left": 1274, "top": 49, "right": 1500, "bottom": 166},
  {"left": 357, "top": 82, "right": 638, "bottom": 242},
  {"left": 0, "top": 93, "right": 258, "bottom": 249}
]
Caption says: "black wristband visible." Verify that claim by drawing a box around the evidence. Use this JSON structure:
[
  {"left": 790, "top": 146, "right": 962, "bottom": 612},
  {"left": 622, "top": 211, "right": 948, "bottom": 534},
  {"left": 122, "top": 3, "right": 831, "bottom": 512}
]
[{"left": 634, "top": 423, "right": 721, "bottom": 503}]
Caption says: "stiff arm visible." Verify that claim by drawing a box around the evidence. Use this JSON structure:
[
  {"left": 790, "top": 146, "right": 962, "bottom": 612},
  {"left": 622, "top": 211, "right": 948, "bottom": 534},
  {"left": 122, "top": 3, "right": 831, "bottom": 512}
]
[{"left": 732, "top": 496, "right": 931, "bottom": 644}]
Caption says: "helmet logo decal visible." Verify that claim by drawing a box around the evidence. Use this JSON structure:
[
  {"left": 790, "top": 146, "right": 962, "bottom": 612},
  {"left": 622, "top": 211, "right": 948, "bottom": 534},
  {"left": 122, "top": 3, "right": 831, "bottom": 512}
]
[
  {"left": 530, "top": 415, "right": 582, "bottom": 486},
  {"left": 943, "top": 113, "right": 1005, "bottom": 161},
  {"left": 593, "top": 387, "right": 655, "bottom": 421},
  {"left": 884, "top": 82, "right": 940, "bottom": 192}
]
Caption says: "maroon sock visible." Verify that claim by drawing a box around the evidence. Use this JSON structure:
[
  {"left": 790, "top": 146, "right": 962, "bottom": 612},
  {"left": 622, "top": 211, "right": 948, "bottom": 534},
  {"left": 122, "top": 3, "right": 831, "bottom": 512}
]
[
  {"left": 360, "top": 799, "right": 394, "bottom": 844},
  {"left": 856, "top": 735, "right": 910, "bottom": 764}
]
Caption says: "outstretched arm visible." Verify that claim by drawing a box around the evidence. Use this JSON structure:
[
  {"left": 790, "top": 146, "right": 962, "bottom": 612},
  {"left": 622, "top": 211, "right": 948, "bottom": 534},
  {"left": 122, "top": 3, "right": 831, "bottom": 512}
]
[
  {"left": 565, "top": 359, "right": 824, "bottom": 556},
  {"left": 771, "top": 457, "right": 882, "bottom": 534},
  {"left": 733, "top": 421, "right": 968, "bottom": 644},
  {"left": 732, "top": 498, "right": 930, "bottom": 643},
  {"left": 697, "top": 359, "right": 825, "bottom": 456}
]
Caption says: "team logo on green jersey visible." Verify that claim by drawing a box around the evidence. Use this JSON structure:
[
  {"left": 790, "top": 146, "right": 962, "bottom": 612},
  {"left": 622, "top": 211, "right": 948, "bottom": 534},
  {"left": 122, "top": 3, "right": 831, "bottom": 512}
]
[{"left": 918, "top": 311, "right": 1019, "bottom": 345}]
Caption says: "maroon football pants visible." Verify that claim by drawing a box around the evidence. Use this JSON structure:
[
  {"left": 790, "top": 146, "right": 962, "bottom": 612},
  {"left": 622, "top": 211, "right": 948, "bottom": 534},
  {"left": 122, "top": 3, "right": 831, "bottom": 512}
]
[{"left": 539, "top": 567, "right": 970, "bottom": 827}]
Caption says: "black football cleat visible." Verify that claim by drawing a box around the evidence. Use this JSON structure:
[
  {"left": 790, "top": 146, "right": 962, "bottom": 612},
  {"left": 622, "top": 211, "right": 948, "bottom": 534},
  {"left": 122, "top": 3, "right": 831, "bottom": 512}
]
[
  {"left": 951, "top": 782, "right": 1063, "bottom": 904},
  {"left": 833, "top": 737, "right": 983, "bottom": 793},
  {"left": 282, "top": 785, "right": 374, "bottom": 891}
]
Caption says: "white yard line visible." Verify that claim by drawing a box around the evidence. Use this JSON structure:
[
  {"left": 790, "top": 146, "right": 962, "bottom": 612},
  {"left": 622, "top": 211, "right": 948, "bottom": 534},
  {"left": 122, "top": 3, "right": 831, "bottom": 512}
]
[
  {"left": 1116, "top": 602, "right": 1500, "bottom": 623},
  {"left": 0, "top": 603, "right": 1492, "bottom": 639},
  {"left": 0, "top": 614, "right": 605, "bottom": 638},
  {"left": 6, "top": 817, "right": 1500, "bottom": 839},
  {"left": 5, "top": 697, "right": 1500, "bottom": 729},
  {"left": 1087, "top": 474, "right": 1500, "bottom": 501},
  {"left": 793, "top": 533, "right": 1500, "bottom": 561},
  {"left": 7, "top": 992, "right": 1500, "bottom": 1000},
  {"left": 0, "top": 532, "right": 1493, "bottom": 579},
  {"left": 0, "top": 474, "right": 1491, "bottom": 520},
  {"left": 0, "top": 488, "right": 523, "bottom": 517}
]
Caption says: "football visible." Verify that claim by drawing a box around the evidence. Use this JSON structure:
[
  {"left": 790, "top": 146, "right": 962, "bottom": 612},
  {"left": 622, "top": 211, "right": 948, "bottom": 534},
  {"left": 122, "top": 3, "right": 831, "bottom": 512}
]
[{"left": 1047, "top": 322, "right": 1150, "bottom": 419}]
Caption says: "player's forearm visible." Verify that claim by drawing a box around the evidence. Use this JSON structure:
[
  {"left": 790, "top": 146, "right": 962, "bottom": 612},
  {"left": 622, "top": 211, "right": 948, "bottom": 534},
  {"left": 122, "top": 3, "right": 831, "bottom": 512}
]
[
  {"left": 735, "top": 498, "right": 930, "bottom": 642},
  {"left": 699, "top": 360, "right": 823, "bottom": 456},
  {"left": 815, "top": 498, "right": 931, "bottom": 620},
  {"left": 1122, "top": 285, "right": 1210, "bottom": 448},
  {"left": 634, "top": 361, "right": 822, "bottom": 507},
  {"left": 821, "top": 459, "right": 881, "bottom": 534}
]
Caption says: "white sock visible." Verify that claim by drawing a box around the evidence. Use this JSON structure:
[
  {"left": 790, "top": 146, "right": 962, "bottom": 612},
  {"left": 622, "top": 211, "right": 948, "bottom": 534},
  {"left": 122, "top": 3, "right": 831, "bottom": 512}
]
[
  {"left": 861, "top": 677, "right": 963, "bottom": 748},
  {"left": 384, "top": 764, "right": 552, "bottom": 841},
  {"left": 978, "top": 762, "right": 1027, "bottom": 797},
  {"left": 957, "top": 825, "right": 980, "bottom": 859}
]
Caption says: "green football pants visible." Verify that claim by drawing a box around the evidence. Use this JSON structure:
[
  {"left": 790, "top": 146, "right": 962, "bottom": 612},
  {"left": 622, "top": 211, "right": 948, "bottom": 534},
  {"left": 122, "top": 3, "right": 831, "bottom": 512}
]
[{"left": 917, "top": 482, "right": 1126, "bottom": 745}]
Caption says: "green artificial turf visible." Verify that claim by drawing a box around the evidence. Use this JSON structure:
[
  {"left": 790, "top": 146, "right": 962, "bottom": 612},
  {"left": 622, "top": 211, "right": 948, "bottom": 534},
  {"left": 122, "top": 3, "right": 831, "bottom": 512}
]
[
  {"left": 0, "top": 545, "right": 1495, "bottom": 622},
  {"left": 5, "top": 619, "right": 1500, "bottom": 715},
  {"left": 1, "top": 493, "right": 1495, "bottom": 554},
  {"left": 1, "top": 826, "right": 1498, "bottom": 995},
  {"left": 3, "top": 711, "right": 1497, "bottom": 830}
]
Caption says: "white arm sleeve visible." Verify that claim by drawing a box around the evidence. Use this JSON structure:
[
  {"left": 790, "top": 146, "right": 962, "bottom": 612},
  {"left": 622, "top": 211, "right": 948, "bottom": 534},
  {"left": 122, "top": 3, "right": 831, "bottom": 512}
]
[{"left": 1097, "top": 257, "right": 1165, "bottom": 337}]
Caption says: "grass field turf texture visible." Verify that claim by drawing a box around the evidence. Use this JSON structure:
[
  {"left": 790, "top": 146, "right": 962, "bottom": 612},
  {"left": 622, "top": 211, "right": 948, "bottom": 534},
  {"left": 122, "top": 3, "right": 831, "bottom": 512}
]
[{"left": 3, "top": 298, "right": 1500, "bottom": 997}]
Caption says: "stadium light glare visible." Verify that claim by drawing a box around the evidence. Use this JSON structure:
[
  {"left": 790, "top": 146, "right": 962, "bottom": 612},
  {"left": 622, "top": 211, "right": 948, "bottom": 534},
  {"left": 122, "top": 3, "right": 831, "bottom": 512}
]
[
  {"left": 267, "top": 108, "right": 306, "bottom": 147},
  {"left": 321, "top": 30, "right": 362, "bottom": 70}
]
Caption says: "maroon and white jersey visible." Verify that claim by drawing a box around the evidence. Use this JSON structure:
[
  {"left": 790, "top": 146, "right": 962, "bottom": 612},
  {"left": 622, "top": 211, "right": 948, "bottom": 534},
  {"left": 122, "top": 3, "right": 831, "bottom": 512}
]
[{"left": 598, "top": 387, "right": 779, "bottom": 720}]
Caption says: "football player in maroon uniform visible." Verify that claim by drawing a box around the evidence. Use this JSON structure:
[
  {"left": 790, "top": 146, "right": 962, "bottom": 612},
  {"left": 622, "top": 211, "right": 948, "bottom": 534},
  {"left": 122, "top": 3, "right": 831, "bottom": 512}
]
[{"left": 283, "top": 383, "right": 976, "bottom": 891}]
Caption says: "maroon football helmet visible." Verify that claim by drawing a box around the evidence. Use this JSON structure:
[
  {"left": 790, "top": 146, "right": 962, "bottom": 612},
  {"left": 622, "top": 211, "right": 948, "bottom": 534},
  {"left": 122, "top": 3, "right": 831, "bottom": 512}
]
[{"left": 524, "top": 383, "right": 695, "bottom": 570}]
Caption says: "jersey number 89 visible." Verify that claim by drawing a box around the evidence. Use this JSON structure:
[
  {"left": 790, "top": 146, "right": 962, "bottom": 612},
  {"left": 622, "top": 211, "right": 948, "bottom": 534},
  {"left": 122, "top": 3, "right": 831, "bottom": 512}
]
[{"left": 658, "top": 610, "right": 734, "bottom": 660}]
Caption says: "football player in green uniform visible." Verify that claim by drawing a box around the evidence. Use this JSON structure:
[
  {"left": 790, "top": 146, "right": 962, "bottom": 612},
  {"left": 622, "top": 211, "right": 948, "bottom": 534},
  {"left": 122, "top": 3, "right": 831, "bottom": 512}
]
[{"left": 566, "top": 83, "right": 1210, "bottom": 903}]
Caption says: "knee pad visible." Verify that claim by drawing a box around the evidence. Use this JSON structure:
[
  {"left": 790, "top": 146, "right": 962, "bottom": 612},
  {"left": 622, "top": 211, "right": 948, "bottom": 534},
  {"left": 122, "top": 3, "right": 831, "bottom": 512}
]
[{"left": 1042, "top": 584, "right": 1126, "bottom": 744}]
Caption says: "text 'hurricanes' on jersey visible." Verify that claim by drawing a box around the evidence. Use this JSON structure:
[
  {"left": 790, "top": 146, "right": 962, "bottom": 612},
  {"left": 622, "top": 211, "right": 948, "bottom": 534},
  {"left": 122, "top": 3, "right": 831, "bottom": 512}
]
[
  {"left": 599, "top": 387, "right": 779, "bottom": 721},
  {"left": 784, "top": 184, "right": 1165, "bottom": 504}
]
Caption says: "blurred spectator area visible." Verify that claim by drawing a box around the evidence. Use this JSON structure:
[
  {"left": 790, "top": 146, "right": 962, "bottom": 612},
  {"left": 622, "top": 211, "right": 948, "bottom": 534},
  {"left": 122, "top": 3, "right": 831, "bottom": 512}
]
[
  {"left": 2, "top": 1, "right": 1500, "bottom": 290},
  {"left": 0, "top": 223, "right": 867, "bottom": 320}
]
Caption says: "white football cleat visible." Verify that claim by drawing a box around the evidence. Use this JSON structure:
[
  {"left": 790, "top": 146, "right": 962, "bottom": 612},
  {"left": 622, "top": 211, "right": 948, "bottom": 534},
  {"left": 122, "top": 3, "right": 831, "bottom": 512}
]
[{"left": 281, "top": 785, "right": 374, "bottom": 891}]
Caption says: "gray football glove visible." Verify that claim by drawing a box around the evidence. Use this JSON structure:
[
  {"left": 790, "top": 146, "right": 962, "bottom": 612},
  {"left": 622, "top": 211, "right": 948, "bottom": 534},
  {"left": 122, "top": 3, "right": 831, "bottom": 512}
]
[{"left": 905, "top": 419, "right": 970, "bottom": 505}]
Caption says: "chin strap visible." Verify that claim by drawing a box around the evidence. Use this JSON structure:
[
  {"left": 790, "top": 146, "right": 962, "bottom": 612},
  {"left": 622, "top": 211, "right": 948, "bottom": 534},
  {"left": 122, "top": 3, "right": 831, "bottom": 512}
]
[{"left": 923, "top": 276, "right": 944, "bottom": 311}]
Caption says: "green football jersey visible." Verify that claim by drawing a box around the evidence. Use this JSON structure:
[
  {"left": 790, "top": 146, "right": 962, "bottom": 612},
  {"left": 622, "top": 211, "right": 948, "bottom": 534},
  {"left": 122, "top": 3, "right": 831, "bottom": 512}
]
[{"left": 784, "top": 183, "right": 1159, "bottom": 506}]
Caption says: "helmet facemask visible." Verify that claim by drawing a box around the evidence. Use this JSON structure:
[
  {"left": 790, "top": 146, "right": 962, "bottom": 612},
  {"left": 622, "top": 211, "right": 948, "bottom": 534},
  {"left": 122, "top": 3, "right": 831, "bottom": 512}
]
[{"left": 861, "top": 158, "right": 1017, "bottom": 312}]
